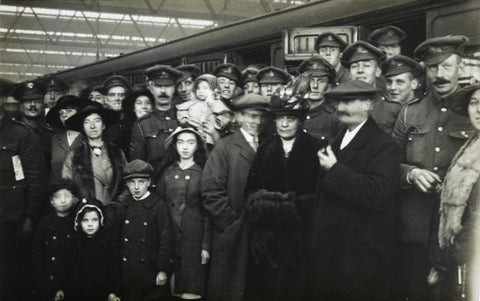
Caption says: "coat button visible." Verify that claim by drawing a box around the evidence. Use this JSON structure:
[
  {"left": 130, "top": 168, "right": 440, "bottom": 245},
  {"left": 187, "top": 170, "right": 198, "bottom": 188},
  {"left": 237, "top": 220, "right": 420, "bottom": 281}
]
[
  {"left": 306, "top": 115, "right": 311, "bottom": 120},
  {"left": 169, "top": 128, "right": 173, "bottom": 132},
  {"left": 174, "top": 175, "right": 179, "bottom": 179},
  {"left": 437, "top": 127, "right": 443, "bottom": 132},
  {"left": 2, "top": 146, "right": 6, "bottom": 149},
  {"left": 321, "top": 136, "right": 325, "bottom": 140},
  {"left": 461, "top": 131, "right": 468, "bottom": 137},
  {"left": 166, "top": 116, "right": 171, "bottom": 120},
  {"left": 125, "top": 219, "right": 130, "bottom": 224},
  {"left": 67, "top": 234, "right": 70, "bottom": 239},
  {"left": 143, "top": 222, "right": 148, "bottom": 226},
  {"left": 441, "top": 107, "right": 447, "bottom": 112},
  {"left": 141, "top": 239, "right": 145, "bottom": 244},
  {"left": 434, "top": 147, "right": 440, "bottom": 153},
  {"left": 51, "top": 257, "right": 55, "bottom": 261},
  {"left": 50, "top": 275, "right": 54, "bottom": 280},
  {"left": 185, "top": 175, "right": 190, "bottom": 180},
  {"left": 123, "top": 257, "right": 127, "bottom": 262},
  {"left": 433, "top": 166, "right": 439, "bottom": 172},
  {"left": 52, "top": 236, "right": 57, "bottom": 240},
  {"left": 408, "top": 137, "right": 413, "bottom": 141},
  {"left": 124, "top": 237, "right": 128, "bottom": 242},
  {"left": 179, "top": 204, "right": 186, "bottom": 210},
  {"left": 140, "top": 258, "right": 145, "bottom": 263}
]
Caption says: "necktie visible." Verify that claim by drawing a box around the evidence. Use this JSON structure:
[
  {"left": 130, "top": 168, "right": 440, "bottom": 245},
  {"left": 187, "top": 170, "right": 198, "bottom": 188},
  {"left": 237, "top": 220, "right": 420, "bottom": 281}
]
[{"left": 251, "top": 136, "right": 259, "bottom": 152}]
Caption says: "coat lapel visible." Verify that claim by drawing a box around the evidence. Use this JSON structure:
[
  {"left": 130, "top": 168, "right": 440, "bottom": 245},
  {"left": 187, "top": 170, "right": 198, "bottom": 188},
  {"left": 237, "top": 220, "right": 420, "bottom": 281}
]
[
  {"left": 334, "top": 117, "right": 375, "bottom": 164},
  {"left": 233, "top": 130, "right": 256, "bottom": 163}
]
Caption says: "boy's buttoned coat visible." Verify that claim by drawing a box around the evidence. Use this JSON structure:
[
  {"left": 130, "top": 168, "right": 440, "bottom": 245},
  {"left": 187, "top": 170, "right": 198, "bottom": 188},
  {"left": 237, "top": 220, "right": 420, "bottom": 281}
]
[
  {"left": 311, "top": 117, "right": 400, "bottom": 300},
  {"left": 201, "top": 130, "right": 255, "bottom": 301}
]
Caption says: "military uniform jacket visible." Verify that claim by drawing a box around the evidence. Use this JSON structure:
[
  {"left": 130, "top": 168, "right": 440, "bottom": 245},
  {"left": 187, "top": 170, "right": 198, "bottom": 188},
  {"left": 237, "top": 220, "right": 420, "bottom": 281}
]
[
  {"left": 32, "top": 212, "right": 75, "bottom": 295},
  {"left": 129, "top": 109, "right": 178, "bottom": 173},
  {"left": 0, "top": 117, "right": 46, "bottom": 223},
  {"left": 392, "top": 91, "right": 474, "bottom": 244},
  {"left": 303, "top": 101, "right": 340, "bottom": 145},
  {"left": 334, "top": 65, "right": 350, "bottom": 85},
  {"left": 23, "top": 118, "right": 54, "bottom": 173},
  {"left": 371, "top": 91, "right": 403, "bottom": 136}
]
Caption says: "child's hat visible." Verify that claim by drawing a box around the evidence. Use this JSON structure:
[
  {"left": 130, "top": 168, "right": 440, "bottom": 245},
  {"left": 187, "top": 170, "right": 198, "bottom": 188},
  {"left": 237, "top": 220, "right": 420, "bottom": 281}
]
[
  {"left": 123, "top": 159, "right": 154, "bottom": 180},
  {"left": 48, "top": 178, "right": 80, "bottom": 199},
  {"left": 74, "top": 198, "right": 104, "bottom": 232}
]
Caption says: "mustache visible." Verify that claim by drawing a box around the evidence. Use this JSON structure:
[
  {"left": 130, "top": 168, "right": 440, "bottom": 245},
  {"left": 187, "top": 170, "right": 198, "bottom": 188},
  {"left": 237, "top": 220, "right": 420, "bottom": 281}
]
[
  {"left": 433, "top": 78, "right": 450, "bottom": 85},
  {"left": 337, "top": 111, "right": 350, "bottom": 116},
  {"left": 157, "top": 93, "right": 169, "bottom": 98}
]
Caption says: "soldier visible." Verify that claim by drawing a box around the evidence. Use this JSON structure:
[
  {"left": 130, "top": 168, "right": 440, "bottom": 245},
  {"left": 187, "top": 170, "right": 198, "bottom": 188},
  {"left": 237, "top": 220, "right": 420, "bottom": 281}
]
[
  {"left": 42, "top": 76, "right": 69, "bottom": 112},
  {"left": 102, "top": 75, "right": 131, "bottom": 112},
  {"left": 392, "top": 35, "right": 473, "bottom": 301},
  {"left": 257, "top": 66, "right": 290, "bottom": 100},
  {"left": 13, "top": 81, "right": 54, "bottom": 171},
  {"left": 130, "top": 65, "right": 181, "bottom": 173},
  {"left": 315, "top": 32, "right": 349, "bottom": 85},
  {"left": 382, "top": 55, "right": 423, "bottom": 105},
  {"left": 213, "top": 63, "right": 242, "bottom": 105},
  {"left": 298, "top": 57, "right": 340, "bottom": 144},
  {"left": 368, "top": 25, "right": 407, "bottom": 59},
  {"left": 241, "top": 66, "right": 261, "bottom": 95},
  {"left": 176, "top": 64, "right": 202, "bottom": 103},
  {"left": 0, "top": 78, "right": 47, "bottom": 301},
  {"left": 202, "top": 94, "right": 269, "bottom": 301},
  {"left": 342, "top": 40, "right": 402, "bottom": 135}
]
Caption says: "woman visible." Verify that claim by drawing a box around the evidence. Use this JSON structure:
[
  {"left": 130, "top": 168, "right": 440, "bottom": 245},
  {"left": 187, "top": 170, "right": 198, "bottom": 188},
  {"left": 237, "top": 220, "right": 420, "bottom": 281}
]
[
  {"left": 431, "top": 83, "right": 480, "bottom": 300},
  {"left": 122, "top": 89, "right": 154, "bottom": 120},
  {"left": 244, "top": 79, "right": 320, "bottom": 301},
  {"left": 157, "top": 125, "right": 211, "bottom": 300},
  {"left": 62, "top": 102, "right": 127, "bottom": 205},
  {"left": 46, "top": 95, "right": 91, "bottom": 182}
]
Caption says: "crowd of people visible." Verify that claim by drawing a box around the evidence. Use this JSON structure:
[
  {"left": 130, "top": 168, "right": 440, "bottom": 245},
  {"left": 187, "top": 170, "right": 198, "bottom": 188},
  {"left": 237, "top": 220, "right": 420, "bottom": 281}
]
[{"left": 0, "top": 25, "right": 479, "bottom": 301}]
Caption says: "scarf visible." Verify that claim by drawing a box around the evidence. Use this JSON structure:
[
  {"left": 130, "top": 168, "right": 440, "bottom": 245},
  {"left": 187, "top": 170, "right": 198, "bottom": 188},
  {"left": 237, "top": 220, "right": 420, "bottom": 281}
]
[{"left": 439, "top": 133, "right": 480, "bottom": 249}]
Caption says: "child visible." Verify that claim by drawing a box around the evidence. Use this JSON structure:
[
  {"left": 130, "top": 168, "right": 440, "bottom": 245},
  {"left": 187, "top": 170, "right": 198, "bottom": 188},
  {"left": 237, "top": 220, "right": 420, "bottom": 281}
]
[
  {"left": 157, "top": 125, "right": 211, "bottom": 300},
  {"left": 32, "top": 179, "right": 79, "bottom": 301},
  {"left": 115, "top": 159, "right": 173, "bottom": 301},
  {"left": 68, "top": 199, "right": 121, "bottom": 301}
]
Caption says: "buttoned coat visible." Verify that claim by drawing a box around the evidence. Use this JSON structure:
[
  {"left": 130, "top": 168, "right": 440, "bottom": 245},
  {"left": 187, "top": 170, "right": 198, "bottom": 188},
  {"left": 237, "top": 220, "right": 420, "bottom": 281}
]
[
  {"left": 371, "top": 90, "right": 403, "bottom": 136},
  {"left": 129, "top": 109, "right": 178, "bottom": 173},
  {"left": 303, "top": 102, "right": 340, "bottom": 145},
  {"left": 201, "top": 130, "right": 255, "bottom": 301},
  {"left": 310, "top": 117, "right": 400, "bottom": 300},
  {"left": 112, "top": 192, "right": 173, "bottom": 301},
  {"left": 50, "top": 131, "right": 82, "bottom": 182},
  {"left": 157, "top": 162, "right": 211, "bottom": 296}
]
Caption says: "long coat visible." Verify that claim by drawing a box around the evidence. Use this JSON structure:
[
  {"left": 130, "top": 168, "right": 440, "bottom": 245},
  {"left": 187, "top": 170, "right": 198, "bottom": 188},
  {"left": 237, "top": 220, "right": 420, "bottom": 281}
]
[
  {"left": 157, "top": 162, "right": 211, "bottom": 297},
  {"left": 201, "top": 130, "right": 255, "bottom": 301},
  {"left": 245, "top": 132, "right": 320, "bottom": 301},
  {"left": 50, "top": 130, "right": 82, "bottom": 182},
  {"left": 310, "top": 117, "right": 400, "bottom": 300},
  {"left": 112, "top": 192, "right": 173, "bottom": 301}
]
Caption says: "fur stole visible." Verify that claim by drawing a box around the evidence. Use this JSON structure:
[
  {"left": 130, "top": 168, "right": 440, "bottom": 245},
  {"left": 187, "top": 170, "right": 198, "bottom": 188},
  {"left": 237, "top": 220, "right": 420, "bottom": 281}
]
[
  {"left": 71, "top": 137, "right": 125, "bottom": 201},
  {"left": 439, "top": 133, "right": 480, "bottom": 249}
]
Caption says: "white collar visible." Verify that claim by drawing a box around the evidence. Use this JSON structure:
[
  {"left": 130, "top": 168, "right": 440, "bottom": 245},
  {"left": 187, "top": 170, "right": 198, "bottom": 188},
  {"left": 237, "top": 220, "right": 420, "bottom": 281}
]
[
  {"left": 134, "top": 190, "right": 151, "bottom": 201},
  {"left": 340, "top": 118, "right": 368, "bottom": 150},
  {"left": 240, "top": 127, "right": 255, "bottom": 143}
]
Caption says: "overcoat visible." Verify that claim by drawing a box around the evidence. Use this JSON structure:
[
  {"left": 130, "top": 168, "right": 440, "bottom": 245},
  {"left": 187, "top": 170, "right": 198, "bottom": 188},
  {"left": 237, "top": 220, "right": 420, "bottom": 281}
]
[
  {"left": 310, "top": 117, "right": 400, "bottom": 300},
  {"left": 303, "top": 102, "right": 340, "bottom": 145},
  {"left": 112, "top": 191, "right": 173, "bottom": 301},
  {"left": 244, "top": 132, "right": 320, "bottom": 301},
  {"left": 49, "top": 130, "right": 82, "bottom": 182},
  {"left": 201, "top": 130, "right": 255, "bottom": 301},
  {"left": 62, "top": 137, "right": 127, "bottom": 205},
  {"left": 157, "top": 162, "right": 211, "bottom": 297}
]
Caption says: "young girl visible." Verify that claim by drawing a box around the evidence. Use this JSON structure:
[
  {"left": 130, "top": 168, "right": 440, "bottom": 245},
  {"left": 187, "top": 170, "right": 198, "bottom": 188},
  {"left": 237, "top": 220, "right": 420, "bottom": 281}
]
[
  {"left": 67, "top": 199, "right": 121, "bottom": 301},
  {"left": 157, "top": 125, "right": 211, "bottom": 300}
]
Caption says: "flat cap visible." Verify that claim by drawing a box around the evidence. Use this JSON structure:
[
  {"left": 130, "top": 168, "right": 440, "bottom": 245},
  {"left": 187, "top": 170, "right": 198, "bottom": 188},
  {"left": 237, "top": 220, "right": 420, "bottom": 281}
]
[
  {"left": 241, "top": 67, "right": 260, "bottom": 86},
  {"left": 123, "top": 159, "right": 154, "bottom": 180},
  {"left": 12, "top": 81, "right": 47, "bottom": 101},
  {"left": 231, "top": 93, "right": 269, "bottom": 111},
  {"left": 297, "top": 57, "right": 336, "bottom": 80},
  {"left": 256, "top": 66, "right": 290, "bottom": 85},
  {"left": 213, "top": 63, "right": 242, "bottom": 83},
  {"left": 369, "top": 26, "right": 406, "bottom": 46},
  {"left": 316, "top": 32, "right": 348, "bottom": 51},
  {"left": 325, "top": 80, "right": 379, "bottom": 101},
  {"left": 102, "top": 75, "right": 131, "bottom": 92},
  {"left": 413, "top": 35, "right": 469, "bottom": 66},
  {"left": 446, "top": 83, "right": 480, "bottom": 117},
  {"left": 176, "top": 64, "right": 202, "bottom": 85},
  {"left": 341, "top": 41, "right": 386, "bottom": 67},
  {"left": 145, "top": 64, "right": 182, "bottom": 85},
  {"left": 43, "top": 77, "right": 69, "bottom": 92},
  {"left": 382, "top": 55, "right": 423, "bottom": 78}
]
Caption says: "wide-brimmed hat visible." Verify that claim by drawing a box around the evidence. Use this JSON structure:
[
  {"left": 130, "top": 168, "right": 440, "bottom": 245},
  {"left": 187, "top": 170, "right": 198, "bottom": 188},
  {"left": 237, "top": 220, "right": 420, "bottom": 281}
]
[
  {"left": 446, "top": 84, "right": 480, "bottom": 117},
  {"left": 164, "top": 124, "right": 205, "bottom": 149},
  {"left": 46, "top": 95, "right": 93, "bottom": 129},
  {"left": 64, "top": 102, "right": 120, "bottom": 132},
  {"left": 268, "top": 76, "right": 310, "bottom": 116}
]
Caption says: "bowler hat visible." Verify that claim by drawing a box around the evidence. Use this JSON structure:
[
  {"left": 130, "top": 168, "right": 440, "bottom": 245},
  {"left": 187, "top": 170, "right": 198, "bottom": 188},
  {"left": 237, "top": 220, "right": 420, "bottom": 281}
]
[
  {"left": 446, "top": 83, "right": 480, "bottom": 117},
  {"left": 414, "top": 35, "right": 469, "bottom": 66},
  {"left": 325, "top": 80, "right": 379, "bottom": 102},
  {"left": 46, "top": 95, "right": 93, "bottom": 129},
  {"left": 316, "top": 32, "right": 348, "bottom": 51},
  {"left": 123, "top": 159, "right": 154, "bottom": 180},
  {"left": 369, "top": 26, "right": 406, "bottom": 46},
  {"left": 12, "top": 81, "right": 47, "bottom": 101},
  {"left": 341, "top": 41, "right": 386, "bottom": 67},
  {"left": 64, "top": 102, "right": 120, "bottom": 132},
  {"left": 381, "top": 55, "right": 423, "bottom": 78}
]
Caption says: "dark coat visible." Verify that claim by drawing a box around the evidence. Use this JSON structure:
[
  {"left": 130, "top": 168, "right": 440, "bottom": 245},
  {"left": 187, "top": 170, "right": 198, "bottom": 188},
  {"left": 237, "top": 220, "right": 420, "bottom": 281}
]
[
  {"left": 104, "top": 114, "right": 134, "bottom": 160},
  {"left": 371, "top": 91, "right": 403, "bottom": 136},
  {"left": 245, "top": 132, "right": 320, "bottom": 301},
  {"left": 157, "top": 162, "right": 211, "bottom": 296},
  {"left": 50, "top": 130, "right": 82, "bottom": 183},
  {"left": 129, "top": 109, "right": 178, "bottom": 173},
  {"left": 32, "top": 212, "right": 75, "bottom": 300},
  {"left": 112, "top": 192, "right": 173, "bottom": 301},
  {"left": 303, "top": 102, "right": 341, "bottom": 145},
  {"left": 201, "top": 130, "right": 255, "bottom": 301},
  {"left": 310, "top": 117, "right": 400, "bottom": 300},
  {"left": 62, "top": 137, "right": 126, "bottom": 204},
  {"left": 67, "top": 229, "right": 121, "bottom": 301},
  {"left": 0, "top": 117, "right": 47, "bottom": 223}
]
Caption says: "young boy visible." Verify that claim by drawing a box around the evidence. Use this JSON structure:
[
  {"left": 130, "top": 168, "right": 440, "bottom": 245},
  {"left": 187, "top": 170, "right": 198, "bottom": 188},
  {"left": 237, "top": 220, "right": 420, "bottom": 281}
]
[
  {"left": 115, "top": 159, "right": 173, "bottom": 301},
  {"left": 32, "top": 179, "right": 79, "bottom": 301}
]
